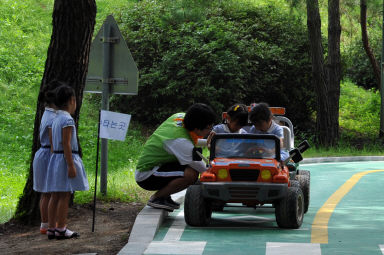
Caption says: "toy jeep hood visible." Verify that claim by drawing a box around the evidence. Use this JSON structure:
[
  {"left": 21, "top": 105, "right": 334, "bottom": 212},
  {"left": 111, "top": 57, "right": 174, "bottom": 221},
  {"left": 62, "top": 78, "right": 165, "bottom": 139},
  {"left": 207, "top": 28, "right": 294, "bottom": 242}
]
[{"left": 212, "top": 158, "right": 279, "bottom": 167}]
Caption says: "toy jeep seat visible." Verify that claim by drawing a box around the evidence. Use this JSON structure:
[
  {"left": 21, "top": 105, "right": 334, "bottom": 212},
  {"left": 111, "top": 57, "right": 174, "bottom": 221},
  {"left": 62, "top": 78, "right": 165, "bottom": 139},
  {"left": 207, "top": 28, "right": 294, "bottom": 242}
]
[{"left": 274, "top": 115, "right": 294, "bottom": 151}]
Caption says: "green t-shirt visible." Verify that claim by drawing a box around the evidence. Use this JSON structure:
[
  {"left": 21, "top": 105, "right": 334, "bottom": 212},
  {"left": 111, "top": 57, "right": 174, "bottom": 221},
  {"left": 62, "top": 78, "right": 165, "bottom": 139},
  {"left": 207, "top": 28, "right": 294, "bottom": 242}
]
[{"left": 136, "top": 113, "right": 192, "bottom": 172}]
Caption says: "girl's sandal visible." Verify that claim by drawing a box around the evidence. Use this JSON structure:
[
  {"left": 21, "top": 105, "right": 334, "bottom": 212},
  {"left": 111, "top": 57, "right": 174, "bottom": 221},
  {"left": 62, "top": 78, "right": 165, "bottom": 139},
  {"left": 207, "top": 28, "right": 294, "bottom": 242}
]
[
  {"left": 47, "top": 229, "right": 56, "bottom": 240},
  {"left": 55, "top": 228, "right": 79, "bottom": 240}
]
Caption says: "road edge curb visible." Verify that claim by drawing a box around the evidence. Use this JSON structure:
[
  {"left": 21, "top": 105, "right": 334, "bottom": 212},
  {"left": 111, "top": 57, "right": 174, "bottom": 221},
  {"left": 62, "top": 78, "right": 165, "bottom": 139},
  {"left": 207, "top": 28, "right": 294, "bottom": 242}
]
[{"left": 117, "top": 191, "right": 185, "bottom": 255}]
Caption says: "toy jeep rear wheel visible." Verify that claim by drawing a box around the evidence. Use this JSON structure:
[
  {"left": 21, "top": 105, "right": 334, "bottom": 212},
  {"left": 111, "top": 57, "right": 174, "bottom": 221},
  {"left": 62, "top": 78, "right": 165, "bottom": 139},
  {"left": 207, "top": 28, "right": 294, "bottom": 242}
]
[
  {"left": 184, "top": 185, "right": 212, "bottom": 226},
  {"left": 297, "top": 169, "right": 310, "bottom": 177},
  {"left": 296, "top": 174, "right": 310, "bottom": 213},
  {"left": 275, "top": 186, "right": 304, "bottom": 229},
  {"left": 290, "top": 180, "right": 300, "bottom": 188}
]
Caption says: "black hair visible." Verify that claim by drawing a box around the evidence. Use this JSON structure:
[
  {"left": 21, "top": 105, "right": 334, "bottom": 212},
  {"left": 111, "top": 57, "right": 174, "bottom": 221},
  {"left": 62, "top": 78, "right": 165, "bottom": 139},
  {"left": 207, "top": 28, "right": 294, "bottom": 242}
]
[
  {"left": 53, "top": 84, "right": 76, "bottom": 109},
  {"left": 226, "top": 104, "right": 248, "bottom": 127},
  {"left": 183, "top": 103, "right": 216, "bottom": 131},
  {"left": 38, "top": 80, "right": 66, "bottom": 105},
  {"left": 249, "top": 102, "right": 272, "bottom": 124}
]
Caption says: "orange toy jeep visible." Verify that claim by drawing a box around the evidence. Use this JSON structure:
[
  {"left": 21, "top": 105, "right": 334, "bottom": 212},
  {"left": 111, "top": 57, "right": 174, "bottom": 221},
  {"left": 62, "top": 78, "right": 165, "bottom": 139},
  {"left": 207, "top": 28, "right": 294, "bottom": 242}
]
[{"left": 184, "top": 133, "right": 310, "bottom": 229}]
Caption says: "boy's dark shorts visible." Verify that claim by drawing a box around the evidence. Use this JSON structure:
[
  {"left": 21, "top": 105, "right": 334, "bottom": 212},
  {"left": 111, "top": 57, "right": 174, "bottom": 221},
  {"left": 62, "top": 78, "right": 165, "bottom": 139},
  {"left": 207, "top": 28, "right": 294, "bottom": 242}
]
[{"left": 137, "top": 161, "right": 187, "bottom": 191}]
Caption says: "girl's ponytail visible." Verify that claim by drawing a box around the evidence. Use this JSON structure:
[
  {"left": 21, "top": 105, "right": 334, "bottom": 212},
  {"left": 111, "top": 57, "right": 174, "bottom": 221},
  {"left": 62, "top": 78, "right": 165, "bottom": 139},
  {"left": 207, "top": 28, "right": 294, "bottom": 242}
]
[
  {"left": 54, "top": 84, "right": 75, "bottom": 109},
  {"left": 226, "top": 104, "right": 248, "bottom": 126},
  {"left": 38, "top": 80, "right": 66, "bottom": 105}
]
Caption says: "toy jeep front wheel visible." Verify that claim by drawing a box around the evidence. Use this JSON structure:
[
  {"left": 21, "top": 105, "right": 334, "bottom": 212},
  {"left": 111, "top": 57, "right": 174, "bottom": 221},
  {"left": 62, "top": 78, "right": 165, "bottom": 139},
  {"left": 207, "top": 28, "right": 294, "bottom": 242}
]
[
  {"left": 275, "top": 186, "right": 304, "bottom": 229},
  {"left": 296, "top": 174, "right": 310, "bottom": 213},
  {"left": 184, "top": 185, "right": 212, "bottom": 226}
]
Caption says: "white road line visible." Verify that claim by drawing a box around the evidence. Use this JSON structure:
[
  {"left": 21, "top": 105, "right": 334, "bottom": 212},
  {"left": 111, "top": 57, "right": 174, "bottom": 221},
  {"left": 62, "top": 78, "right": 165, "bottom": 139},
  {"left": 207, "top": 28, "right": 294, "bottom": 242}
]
[
  {"left": 144, "top": 241, "right": 207, "bottom": 254},
  {"left": 163, "top": 210, "right": 185, "bottom": 241},
  {"left": 144, "top": 210, "right": 207, "bottom": 255},
  {"left": 266, "top": 242, "right": 321, "bottom": 255},
  {"left": 379, "top": 244, "right": 384, "bottom": 254}
]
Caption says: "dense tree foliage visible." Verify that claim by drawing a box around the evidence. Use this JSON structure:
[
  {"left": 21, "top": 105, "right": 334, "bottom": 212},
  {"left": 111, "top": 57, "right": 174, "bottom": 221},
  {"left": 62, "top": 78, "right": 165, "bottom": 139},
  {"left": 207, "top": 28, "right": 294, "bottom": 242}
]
[
  {"left": 341, "top": 0, "right": 382, "bottom": 90},
  {"left": 112, "top": 0, "right": 315, "bottom": 131},
  {"left": 344, "top": 35, "right": 380, "bottom": 90}
]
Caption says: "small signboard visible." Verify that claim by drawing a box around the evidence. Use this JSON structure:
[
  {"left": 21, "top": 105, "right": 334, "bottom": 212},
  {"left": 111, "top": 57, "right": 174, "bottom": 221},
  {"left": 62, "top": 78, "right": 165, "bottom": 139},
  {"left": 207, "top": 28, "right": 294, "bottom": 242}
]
[
  {"left": 85, "top": 15, "right": 138, "bottom": 95},
  {"left": 99, "top": 110, "right": 131, "bottom": 141}
]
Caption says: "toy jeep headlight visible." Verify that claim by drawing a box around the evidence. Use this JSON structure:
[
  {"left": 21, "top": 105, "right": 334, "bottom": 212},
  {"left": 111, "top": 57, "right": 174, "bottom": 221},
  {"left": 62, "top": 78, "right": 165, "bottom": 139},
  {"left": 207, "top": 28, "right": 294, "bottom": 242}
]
[
  {"left": 217, "top": 169, "right": 228, "bottom": 179},
  {"left": 261, "top": 170, "right": 271, "bottom": 180}
]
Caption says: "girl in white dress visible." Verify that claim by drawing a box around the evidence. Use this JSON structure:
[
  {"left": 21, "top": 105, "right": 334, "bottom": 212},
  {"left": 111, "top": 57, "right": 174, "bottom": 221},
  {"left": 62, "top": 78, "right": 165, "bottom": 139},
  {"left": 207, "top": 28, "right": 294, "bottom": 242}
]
[
  {"left": 32, "top": 84, "right": 57, "bottom": 235},
  {"left": 46, "top": 84, "right": 88, "bottom": 239}
]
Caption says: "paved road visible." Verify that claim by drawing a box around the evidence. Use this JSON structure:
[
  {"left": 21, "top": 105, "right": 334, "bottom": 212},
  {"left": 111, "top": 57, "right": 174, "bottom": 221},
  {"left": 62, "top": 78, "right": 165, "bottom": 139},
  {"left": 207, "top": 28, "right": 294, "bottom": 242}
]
[{"left": 142, "top": 161, "right": 384, "bottom": 255}]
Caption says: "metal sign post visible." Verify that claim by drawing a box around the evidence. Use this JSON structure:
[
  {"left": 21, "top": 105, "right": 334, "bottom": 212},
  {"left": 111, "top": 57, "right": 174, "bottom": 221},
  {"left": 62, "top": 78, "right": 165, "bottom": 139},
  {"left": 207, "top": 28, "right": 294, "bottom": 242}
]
[
  {"left": 100, "top": 20, "right": 111, "bottom": 195},
  {"left": 85, "top": 15, "right": 138, "bottom": 195}
]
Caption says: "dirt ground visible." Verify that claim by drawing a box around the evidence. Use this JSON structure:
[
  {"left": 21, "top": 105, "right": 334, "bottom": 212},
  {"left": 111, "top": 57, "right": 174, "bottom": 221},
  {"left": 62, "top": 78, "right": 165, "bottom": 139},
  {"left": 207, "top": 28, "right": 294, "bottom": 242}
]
[{"left": 0, "top": 201, "right": 144, "bottom": 255}]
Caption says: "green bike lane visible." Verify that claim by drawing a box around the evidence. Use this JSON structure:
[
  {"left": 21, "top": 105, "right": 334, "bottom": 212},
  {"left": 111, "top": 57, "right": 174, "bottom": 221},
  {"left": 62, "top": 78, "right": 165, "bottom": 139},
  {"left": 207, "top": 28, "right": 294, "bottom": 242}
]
[{"left": 144, "top": 161, "right": 384, "bottom": 255}]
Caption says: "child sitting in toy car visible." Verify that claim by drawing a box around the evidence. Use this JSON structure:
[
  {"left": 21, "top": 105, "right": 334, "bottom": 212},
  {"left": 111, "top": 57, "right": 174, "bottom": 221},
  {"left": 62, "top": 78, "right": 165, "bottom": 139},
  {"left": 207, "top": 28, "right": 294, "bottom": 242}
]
[
  {"left": 248, "top": 102, "right": 289, "bottom": 161},
  {"left": 212, "top": 104, "right": 248, "bottom": 134},
  {"left": 206, "top": 103, "right": 248, "bottom": 150}
]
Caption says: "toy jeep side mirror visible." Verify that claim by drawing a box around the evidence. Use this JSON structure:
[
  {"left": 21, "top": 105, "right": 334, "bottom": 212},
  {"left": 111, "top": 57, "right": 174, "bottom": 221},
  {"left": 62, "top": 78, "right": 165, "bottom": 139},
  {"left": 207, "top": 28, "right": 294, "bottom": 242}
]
[
  {"left": 289, "top": 148, "right": 303, "bottom": 163},
  {"left": 284, "top": 140, "right": 310, "bottom": 164},
  {"left": 297, "top": 140, "right": 310, "bottom": 153},
  {"left": 192, "top": 147, "right": 203, "bottom": 161}
]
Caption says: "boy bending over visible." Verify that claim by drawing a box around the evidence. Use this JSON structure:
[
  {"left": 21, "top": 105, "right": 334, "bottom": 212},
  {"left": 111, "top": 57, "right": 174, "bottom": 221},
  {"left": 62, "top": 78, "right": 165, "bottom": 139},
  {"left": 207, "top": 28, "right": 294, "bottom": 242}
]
[{"left": 135, "top": 103, "right": 216, "bottom": 211}]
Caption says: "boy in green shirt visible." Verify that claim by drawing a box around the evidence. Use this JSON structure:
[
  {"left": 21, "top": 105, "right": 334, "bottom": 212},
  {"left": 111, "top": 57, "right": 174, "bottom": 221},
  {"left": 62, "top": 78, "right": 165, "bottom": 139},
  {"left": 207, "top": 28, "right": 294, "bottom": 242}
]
[{"left": 135, "top": 103, "right": 216, "bottom": 211}]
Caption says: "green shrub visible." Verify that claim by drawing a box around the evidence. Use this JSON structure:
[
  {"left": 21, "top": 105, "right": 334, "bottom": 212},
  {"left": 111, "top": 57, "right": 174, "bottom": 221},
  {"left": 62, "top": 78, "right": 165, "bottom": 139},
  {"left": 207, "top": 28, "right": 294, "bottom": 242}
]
[
  {"left": 339, "top": 79, "right": 380, "bottom": 139},
  {"left": 112, "top": 0, "right": 315, "bottom": 130}
]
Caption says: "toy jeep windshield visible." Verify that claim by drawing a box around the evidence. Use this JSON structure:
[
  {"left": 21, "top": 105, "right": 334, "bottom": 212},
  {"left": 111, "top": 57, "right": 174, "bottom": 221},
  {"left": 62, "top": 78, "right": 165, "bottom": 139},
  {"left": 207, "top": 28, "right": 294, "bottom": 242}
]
[
  {"left": 184, "top": 133, "right": 310, "bottom": 229},
  {"left": 212, "top": 134, "right": 279, "bottom": 160}
]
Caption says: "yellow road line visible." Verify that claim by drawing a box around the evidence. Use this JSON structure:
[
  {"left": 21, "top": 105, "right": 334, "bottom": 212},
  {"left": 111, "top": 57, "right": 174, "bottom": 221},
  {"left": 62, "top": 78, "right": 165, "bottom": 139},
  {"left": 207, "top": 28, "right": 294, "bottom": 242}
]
[{"left": 311, "top": 169, "right": 384, "bottom": 244}]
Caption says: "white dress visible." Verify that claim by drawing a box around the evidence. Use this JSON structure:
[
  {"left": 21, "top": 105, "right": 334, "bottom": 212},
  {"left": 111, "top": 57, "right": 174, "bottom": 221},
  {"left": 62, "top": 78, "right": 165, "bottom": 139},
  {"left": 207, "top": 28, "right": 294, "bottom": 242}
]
[
  {"left": 45, "top": 110, "right": 89, "bottom": 192},
  {"left": 33, "top": 107, "right": 56, "bottom": 192}
]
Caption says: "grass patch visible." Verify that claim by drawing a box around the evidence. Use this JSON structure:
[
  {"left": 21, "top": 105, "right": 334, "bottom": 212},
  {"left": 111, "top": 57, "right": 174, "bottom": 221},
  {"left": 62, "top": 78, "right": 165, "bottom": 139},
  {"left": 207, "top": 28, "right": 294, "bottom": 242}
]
[
  {"left": 339, "top": 79, "right": 380, "bottom": 139},
  {"left": 304, "top": 141, "right": 384, "bottom": 158}
]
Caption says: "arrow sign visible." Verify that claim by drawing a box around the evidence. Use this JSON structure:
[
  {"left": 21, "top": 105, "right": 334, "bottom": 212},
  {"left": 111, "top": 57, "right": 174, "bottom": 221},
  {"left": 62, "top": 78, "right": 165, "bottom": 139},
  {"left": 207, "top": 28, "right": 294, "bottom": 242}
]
[{"left": 85, "top": 15, "right": 138, "bottom": 95}]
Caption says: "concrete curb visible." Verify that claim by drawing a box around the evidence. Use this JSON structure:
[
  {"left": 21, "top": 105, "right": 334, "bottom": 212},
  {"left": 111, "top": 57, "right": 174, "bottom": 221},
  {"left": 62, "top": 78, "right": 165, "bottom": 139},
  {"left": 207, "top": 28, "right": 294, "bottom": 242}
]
[
  {"left": 117, "top": 191, "right": 185, "bottom": 255},
  {"left": 118, "top": 156, "right": 384, "bottom": 255},
  {"left": 302, "top": 156, "right": 384, "bottom": 164}
]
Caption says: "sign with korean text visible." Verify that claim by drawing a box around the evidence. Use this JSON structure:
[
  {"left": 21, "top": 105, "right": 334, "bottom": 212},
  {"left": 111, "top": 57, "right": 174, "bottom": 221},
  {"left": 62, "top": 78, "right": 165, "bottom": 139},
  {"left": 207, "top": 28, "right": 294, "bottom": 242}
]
[{"left": 99, "top": 110, "right": 131, "bottom": 141}]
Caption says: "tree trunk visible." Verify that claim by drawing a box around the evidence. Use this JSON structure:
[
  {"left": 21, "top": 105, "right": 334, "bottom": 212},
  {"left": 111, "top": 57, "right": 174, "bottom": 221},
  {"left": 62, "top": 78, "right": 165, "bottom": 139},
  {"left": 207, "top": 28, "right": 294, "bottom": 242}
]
[
  {"left": 15, "top": 0, "right": 96, "bottom": 224},
  {"left": 360, "top": 0, "right": 381, "bottom": 88},
  {"left": 306, "top": 0, "right": 340, "bottom": 147},
  {"left": 327, "top": 0, "right": 341, "bottom": 145},
  {"left": 306, "top": 0, "right": 330, "bottom": 146}
]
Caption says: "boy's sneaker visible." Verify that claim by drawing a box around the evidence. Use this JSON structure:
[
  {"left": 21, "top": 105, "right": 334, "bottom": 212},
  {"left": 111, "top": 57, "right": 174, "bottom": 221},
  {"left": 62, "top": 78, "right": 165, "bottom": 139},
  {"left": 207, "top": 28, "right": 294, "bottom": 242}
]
[
  {"left": 166, "top": 196, "right": 180, "bottom": 209},
  {"left": 147, "top": 197, "right": 174, "bottom": 211}
]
